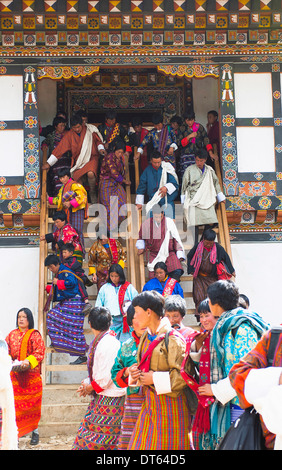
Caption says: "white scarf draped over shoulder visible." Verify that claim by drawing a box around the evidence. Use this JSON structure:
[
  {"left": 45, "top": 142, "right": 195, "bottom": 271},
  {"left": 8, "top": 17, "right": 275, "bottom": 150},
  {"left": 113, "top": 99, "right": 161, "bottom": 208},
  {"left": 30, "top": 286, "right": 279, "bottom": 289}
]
[
  {"left": 70, "top": 123, "right": 104, "bottom": 176},
  {"left": 147, "top": 217, "right": 184, "bottom": 272},
  {"left": 145, "top": 162, "right": 178, "bottom": 215},
  {"left": 183, "top": 165, "right": 217, "bottom": 224}
]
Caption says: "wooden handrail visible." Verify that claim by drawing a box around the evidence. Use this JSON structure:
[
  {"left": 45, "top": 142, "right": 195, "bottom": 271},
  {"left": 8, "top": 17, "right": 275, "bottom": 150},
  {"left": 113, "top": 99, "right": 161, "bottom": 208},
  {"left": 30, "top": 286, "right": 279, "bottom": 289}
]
[
  {"left": 38, "top": 147, "right": 49, "bottom": 385},
  {"left": 124, "top": 153, "right": 137, "bottom": 289},
  {"left": 213, "top": 148, "right": 233, "bottom": 262},
  {"left": 134, "top": 149, "right": 146, "bottom": 292}
]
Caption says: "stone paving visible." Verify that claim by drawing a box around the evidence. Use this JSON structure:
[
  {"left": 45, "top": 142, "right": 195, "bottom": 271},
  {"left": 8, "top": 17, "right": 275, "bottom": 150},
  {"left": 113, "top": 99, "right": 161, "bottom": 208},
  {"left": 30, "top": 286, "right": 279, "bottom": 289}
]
[{"left": 18, "top": 434, "right": 76, "bottom": 451}]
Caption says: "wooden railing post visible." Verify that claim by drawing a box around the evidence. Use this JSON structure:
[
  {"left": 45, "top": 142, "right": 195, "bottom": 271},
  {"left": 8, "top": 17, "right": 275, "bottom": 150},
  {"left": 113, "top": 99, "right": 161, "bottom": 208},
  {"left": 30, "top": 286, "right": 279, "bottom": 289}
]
[
  {"left": 38, "top": 147, "right": 49, "bottom": 385},
  {"left": 213, "top": 146, "right": 233, "bottom": 262},
  {"left": 134, "top": 149, "right": 146, "bottom": 291}
]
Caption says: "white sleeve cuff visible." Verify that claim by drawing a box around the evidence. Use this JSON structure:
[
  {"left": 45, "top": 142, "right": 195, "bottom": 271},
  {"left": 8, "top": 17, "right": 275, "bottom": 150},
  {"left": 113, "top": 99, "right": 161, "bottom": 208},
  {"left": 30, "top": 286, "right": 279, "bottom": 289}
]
[
  {"left": 211, "top": 376, "right": 237, "bottom": 405},
  {"left": 170, "top": 143, "right": 178, "bottom": 150},
  {"left": 47, "top": 154, "right": 58, "bottom": 166},
  {"left": 244, "top": 367, "right": 282, "bottom": 405},
  {"left": 176, "top": 250, "right": 185, "bottom": 260},
  {"left": 98, "top": 144, "right": 105, "bottom": 151},
  {"left": 135, "top": 194, "right": 144, "bottom": 205},
  {"left": 180, "top": 194, "right": 185, "bottom": 204},
  {"left": 165, "top": 182, "right": 176, "bottom": 195},
  {"left": 136, "top": 239, "right": 145, "bottom": 250},
  {"left": 217, "top": 192, "right": 226, "bottom": 203},
  {"left": 153, "top": 371, "right": 171, "bottom": 395},
  {"left": 137, "top": 147, "right": 143, "bottom": 154}
]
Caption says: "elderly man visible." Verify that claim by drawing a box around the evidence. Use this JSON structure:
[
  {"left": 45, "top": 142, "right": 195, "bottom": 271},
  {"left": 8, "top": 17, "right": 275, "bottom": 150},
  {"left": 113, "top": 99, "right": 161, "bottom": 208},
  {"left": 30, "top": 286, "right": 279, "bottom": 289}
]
[
  {"left": 42, "top": 113, "right": 105, "bottom": 203},
  {"left": 136, "top": 204, "right": 185, "bottom": 281},
  {"left": 181, "top": 148, "right": 225, "bottom": 241}
]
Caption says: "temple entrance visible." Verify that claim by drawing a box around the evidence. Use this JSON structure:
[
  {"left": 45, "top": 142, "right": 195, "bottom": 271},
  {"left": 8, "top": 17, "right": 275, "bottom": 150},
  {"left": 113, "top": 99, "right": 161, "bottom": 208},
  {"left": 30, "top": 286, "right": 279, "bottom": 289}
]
[{"left": 37, "top": 64, "right": 220, "bottom": 152}]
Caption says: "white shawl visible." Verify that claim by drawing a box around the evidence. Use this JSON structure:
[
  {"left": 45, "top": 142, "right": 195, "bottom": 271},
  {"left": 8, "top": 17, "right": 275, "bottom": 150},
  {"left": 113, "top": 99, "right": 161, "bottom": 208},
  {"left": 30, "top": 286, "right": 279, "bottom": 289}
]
[
  {"left": 70, "top": 123, "right": 104, "bottom": 176},
  {"left": 147, "top": 217, "right": 185, "bottom": 272},
  {"left": 145, "top": 162, "right": 178, "bottom": 215},
  {"left": 183, "top": 165, "right": 217, "bottom": 224}
]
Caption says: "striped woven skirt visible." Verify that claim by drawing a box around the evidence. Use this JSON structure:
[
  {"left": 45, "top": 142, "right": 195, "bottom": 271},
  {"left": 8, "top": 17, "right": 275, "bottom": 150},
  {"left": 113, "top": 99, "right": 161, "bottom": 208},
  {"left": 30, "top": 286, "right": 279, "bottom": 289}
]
[
  {"left": 69, "top": 208, "right": 86, "bottom": 256},
  {"left": 118, "top": 392, "right": 145, "bottom": 450},
  {"left": 128, "top": 388, "right": 192, "bottom": 450},
  {"left": 98, "top": 179, "right": 126, "bottom": 233},
  {"left": 46, "top": 297, "right": 87, "bottom": 356},
  {"left": 72, "top": 394, "right": 125, "bottom": 450}
]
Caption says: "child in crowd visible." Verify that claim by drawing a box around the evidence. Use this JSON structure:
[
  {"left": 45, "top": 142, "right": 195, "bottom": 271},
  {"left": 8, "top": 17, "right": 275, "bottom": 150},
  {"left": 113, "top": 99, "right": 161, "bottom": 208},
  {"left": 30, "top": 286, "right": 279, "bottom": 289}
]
[{"left": 61, "top": 243, "right": 92, "bottom": 315}]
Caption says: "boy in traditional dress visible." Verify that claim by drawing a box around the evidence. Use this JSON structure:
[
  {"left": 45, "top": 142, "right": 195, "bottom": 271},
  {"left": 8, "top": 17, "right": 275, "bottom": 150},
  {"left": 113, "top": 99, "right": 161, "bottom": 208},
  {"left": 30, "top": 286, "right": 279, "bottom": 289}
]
[{"left": 134, "top": 113, "right": 178, "bottom": 167}]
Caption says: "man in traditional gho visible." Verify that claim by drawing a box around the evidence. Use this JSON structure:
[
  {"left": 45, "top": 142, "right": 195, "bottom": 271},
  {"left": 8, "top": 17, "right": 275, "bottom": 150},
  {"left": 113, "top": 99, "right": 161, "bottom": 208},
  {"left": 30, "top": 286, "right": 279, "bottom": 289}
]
[
  {"left": 127, "top": 291, "right": 193, "bottom": 450},
  {"left": 179, "top": 111, "right": 216, "bottom": 179},
  {"left": 42, "top": 113, "right": 105, "bottom": 203},
  {"left": 98, "top": 110, "right": 132, "bottom": 154},
  {"left": 136, "top": 205, "right": 185, "bottom": 281},
  {"left": 134, "top": 113, "right": 178, "bottom": 167},
  {"left": 135, "top": 150, "right": 179, "bottom": 219},
  {"left": 181, "top": 148, "right": 225, "bottom": 242},
  {"left": 44, "top": 254, "right": 88, "bottom": 365}
]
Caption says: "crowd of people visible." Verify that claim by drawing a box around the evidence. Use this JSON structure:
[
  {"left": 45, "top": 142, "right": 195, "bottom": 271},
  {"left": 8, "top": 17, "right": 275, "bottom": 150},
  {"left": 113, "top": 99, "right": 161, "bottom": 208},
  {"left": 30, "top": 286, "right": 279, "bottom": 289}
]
[{"left": 1, "top": 108, "right": 281, "bottom": 452}]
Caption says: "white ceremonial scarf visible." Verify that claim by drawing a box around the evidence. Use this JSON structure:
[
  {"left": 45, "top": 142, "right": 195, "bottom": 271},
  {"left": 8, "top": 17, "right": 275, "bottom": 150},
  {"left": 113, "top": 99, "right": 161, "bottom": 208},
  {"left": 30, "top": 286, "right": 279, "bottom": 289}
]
[
  {"left": 183, "top": 165, "right": 217, "bottom": 224},
  {"left": 70, "top": 123, "right": 104, "bottom": 176},
  {"left": 145, "top": 162, "right": 178, "bottom": 215},
  {"left": 147, "top": 217, "right": 185, "bottom": 272}
]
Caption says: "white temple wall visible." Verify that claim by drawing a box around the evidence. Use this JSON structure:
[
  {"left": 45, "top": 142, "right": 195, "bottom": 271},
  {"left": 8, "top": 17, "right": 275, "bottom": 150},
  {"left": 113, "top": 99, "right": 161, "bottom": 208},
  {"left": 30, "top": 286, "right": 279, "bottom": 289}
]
[
  {"left": 231, "top": 242, "right": 282, "bottom": 327},
  {"left": 0, "top": 247, "right": 39, "bottom": 338}
]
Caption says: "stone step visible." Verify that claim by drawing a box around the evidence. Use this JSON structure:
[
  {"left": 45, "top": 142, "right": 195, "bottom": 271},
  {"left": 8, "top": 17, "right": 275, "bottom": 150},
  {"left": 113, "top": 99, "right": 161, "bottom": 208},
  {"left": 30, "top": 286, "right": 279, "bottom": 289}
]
[{"left": 38, "top": 386, "right": 90, "bottom": 437}]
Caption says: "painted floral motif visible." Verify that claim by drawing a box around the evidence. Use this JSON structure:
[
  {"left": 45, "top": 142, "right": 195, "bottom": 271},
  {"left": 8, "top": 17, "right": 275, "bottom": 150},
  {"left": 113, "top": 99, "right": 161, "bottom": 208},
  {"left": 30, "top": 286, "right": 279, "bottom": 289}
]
[
  {"left": 252, "top": 118, "right": 260, "bottom": 126},
  {"left": 24, "top": 116, "right": 38, "bottom": 128},
  {"left": 222, "top": 114, "right": 235, "bottom": 127}
]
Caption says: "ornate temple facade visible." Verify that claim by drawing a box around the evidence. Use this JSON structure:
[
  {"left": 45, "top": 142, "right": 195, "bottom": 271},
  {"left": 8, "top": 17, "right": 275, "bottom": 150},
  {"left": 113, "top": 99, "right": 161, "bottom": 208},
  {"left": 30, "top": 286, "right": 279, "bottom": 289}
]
[{"left": 0, "top": 0, "right": 282, "bottom": 332}]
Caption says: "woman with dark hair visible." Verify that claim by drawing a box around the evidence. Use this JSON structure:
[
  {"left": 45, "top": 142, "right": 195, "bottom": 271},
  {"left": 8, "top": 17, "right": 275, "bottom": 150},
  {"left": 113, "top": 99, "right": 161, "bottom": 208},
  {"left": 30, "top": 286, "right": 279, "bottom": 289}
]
[
  {"left": 111, "top": 304, "right": 146, "bottom": 449},
  {"left": 187, "top": 228, "right": 235, "bottom": 321},
  {"left": 185, "top": 298, "right": 218, "bottom": 450},
  {"left": 142, "top": 261, "right": 184, "bottom": 298},
  {"left": 47, "top": 166, "right": 88, "bottom": 254},
  {"left": 95, "top": 264, "right": 138, "bottom": 342},
  {"left": 197, "top": 280, "right": 269, "bottom": 448},
  {"left": 5, "top": 308, "right": 45, "bottom": 446},
  {"left": 179, "top": 111, "right": 216, "bottom": 180},
  {"left": 72, "top": 307, "right": 126, "bottom": 450},
  {"left": 88, "top": 224, "right": 126, "bottom": 292},
  {"left": 41, "top": 115, "right": 71, "bottom": 196},
  {"left": 40, "top": 209, "right": 83, "bottom": 264},
  {"left": 98, "top": 141, "right": 131, "bottom": 233},
  {"left": 127, "top": 291, "right": 192, "bottom": 450}
]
